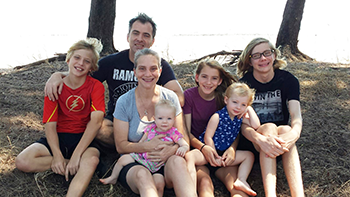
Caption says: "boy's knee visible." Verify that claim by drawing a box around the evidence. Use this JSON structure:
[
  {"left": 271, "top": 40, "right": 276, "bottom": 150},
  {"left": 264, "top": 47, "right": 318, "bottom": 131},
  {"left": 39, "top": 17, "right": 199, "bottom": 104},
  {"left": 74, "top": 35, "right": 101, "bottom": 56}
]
[
  {"left": 278, "top": 125, "right": 292, "bottom": 135},
  {"left": 82, "top": 155, "right": 100, "bottom": 169},
  {"left": 258, "top": 123, "right": 278, "bottom": 136},
  {"left": 90, "top": 155, "right": 100, "bottom": 167},
  {"left": 15, "top": 156, "right": 32, "bottom": 172}
]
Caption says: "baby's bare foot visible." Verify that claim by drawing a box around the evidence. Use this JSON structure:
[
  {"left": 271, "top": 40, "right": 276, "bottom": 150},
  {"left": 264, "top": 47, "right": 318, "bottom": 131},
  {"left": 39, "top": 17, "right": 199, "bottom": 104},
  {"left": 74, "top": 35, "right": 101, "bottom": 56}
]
[
  {"left": 233, "top": 179, "right": 257, "bottom": 196},
  {"left": 99, "top": 176, "right": 117, "bottom": 185}
]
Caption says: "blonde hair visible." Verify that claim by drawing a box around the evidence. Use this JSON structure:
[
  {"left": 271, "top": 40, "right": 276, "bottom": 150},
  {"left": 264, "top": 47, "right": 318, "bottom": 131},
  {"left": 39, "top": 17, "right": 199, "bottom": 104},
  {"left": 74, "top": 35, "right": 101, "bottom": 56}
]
[
  {"left": 225, "top": 82, "right": 255, "bottom": 106},
  {"left": 236, "top": 37, "right": 286, "bottom": 77},
  {"left": 155, "top": 99, "right": 176, "bottom": 116},
  {"left": 66, "top": 38, "right": 103, "bottom": 72},
  {"left": 195, "top": 59, "right": 237, "bottom": 110}
]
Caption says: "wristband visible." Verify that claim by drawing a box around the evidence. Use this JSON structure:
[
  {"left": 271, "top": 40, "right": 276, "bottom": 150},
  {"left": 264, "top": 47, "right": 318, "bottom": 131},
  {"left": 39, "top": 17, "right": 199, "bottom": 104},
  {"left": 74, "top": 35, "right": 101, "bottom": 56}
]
[{"left": 200, "top": 144, "right": 206, "bottom": 152}]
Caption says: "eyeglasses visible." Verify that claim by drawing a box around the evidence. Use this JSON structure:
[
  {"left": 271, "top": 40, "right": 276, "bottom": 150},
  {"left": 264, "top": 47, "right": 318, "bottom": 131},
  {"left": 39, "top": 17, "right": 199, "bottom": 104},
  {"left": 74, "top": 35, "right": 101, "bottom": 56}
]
[{"left": 250, "top": 49, "right": 275, "bottom": 60}]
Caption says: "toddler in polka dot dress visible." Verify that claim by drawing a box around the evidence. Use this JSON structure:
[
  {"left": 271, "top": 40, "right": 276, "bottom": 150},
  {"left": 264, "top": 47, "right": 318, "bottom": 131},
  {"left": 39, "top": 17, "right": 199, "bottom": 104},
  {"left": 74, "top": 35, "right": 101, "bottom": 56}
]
[{"left": 187, "top": 82, "right": 260, "bottom": 196}]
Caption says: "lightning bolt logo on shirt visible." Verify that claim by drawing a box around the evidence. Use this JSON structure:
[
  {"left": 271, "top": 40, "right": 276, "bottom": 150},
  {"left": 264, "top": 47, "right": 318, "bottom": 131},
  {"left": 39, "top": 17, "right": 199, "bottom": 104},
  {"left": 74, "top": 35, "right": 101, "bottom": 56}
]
[{"left": 66, "top": 95, "right": 85, "bottom": 112}]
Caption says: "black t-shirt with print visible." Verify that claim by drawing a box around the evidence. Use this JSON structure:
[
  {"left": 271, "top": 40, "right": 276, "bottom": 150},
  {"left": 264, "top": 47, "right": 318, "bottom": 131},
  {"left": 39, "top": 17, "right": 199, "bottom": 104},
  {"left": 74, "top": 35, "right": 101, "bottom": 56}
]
[{"left": 92, "top": 49, "right": 176, "bottom": 116}]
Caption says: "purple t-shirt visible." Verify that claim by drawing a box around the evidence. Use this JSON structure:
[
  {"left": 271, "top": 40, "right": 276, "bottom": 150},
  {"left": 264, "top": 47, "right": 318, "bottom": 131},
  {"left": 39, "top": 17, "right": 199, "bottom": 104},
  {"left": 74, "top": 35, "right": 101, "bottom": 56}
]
[{"left": 183, "top": 87, "right": 218, "bottom": 138}]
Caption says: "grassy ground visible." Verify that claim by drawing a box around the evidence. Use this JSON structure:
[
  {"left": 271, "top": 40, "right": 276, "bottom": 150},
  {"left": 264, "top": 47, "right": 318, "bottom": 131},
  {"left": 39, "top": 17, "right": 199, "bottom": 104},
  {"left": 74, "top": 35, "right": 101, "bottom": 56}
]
[{"left": 0, "top": 60, "right": 349, "bottom": 196}]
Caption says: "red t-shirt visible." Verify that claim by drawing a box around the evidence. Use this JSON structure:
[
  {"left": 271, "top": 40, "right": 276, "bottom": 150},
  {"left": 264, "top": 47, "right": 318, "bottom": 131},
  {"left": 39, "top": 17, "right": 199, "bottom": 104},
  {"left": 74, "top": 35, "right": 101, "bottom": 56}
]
[{"left": 43, "top": 76, "right": 105, "bottom": 134}]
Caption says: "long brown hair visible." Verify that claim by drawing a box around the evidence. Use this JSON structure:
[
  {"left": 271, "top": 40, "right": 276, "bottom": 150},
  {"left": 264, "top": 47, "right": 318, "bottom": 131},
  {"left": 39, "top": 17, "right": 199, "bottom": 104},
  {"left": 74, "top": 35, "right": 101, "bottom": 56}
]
[{"left": 195, "top": 59, "right": 237, "bottom": 110}]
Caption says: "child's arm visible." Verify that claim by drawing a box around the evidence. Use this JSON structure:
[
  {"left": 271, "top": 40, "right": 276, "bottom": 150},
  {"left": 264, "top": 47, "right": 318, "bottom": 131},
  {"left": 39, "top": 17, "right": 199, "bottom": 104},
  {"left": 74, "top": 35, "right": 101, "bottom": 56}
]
[
  {"left": 175, "top": 138, "right": 190, "bottom": 157},
  {"left": 203, "top": 113, "right": 220, "bottom": 150},
  {"left": 222, "top": 134, "right": 239, "bottom": 167},
  {"left": 242, "top": 106, "right": 260, "bottom": 130},
  {"left": 45, "top": 122, "right": 66, "bottom": 175},
  {"left": 185, "top": 114, "right": 203, "bottom": 149},
  {"left": 184, "top": 114, "right": 191, "bottom": 132},
  {"left": 65, "top": 110, "right": 104, "bottom": 181}
]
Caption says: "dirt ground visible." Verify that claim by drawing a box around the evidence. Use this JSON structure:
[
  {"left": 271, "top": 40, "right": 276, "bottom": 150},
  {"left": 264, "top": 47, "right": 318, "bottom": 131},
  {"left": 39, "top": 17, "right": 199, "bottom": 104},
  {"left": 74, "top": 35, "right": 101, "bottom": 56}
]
[{"left": 0, "top": 59, "right": 349, "bottom": 197}]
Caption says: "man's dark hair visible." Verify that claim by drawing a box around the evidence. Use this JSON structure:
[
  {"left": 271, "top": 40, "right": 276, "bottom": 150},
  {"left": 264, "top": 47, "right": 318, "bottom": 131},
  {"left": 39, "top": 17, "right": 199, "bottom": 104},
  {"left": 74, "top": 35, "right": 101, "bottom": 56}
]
[{"left": 128, "top": 13, "right": 157, "bottom": 38}]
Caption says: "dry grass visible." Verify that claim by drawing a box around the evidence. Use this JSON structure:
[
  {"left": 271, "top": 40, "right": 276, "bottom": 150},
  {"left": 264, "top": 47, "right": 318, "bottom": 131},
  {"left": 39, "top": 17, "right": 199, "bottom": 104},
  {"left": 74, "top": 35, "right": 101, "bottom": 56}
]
[{"left": 0, "top": 60, "right": 349, "bottom": 196}]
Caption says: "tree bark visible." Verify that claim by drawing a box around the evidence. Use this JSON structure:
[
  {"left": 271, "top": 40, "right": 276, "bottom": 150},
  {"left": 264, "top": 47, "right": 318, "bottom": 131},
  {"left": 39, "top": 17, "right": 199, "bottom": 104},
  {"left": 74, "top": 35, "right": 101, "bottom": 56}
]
[
  {"left": 87, "top": 0, "right": 117, "bottom": 56},
  {"left": 276, "top": 0, "right": 313, "bottom": 61}
]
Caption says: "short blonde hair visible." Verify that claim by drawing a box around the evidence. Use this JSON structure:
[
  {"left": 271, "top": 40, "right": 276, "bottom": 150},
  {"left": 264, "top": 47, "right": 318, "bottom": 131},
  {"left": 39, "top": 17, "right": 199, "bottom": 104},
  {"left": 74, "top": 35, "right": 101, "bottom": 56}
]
[
  {"left": 236, "top": 37, "right": 286, "bottom": 77},
  {"left": 66, "top": 38, "right": 103, "bottom": 72},
  {"left": 155, "top": 99, "right": 176, "bottom": 117},
  {"left": 225, "top": 82, "right": 255, "bottom": 106}
]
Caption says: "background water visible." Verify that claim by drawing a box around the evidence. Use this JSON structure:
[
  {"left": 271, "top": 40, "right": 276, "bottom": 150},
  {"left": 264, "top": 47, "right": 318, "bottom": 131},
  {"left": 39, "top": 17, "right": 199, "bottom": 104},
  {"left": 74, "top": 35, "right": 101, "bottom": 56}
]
[{"left": 1, "top": 0, "right": 349, "bottom": 69}]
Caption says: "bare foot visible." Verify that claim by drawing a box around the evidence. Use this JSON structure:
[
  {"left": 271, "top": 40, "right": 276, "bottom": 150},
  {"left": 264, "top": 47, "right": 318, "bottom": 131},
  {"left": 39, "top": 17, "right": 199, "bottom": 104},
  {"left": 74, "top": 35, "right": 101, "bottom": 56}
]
[
  {"left": 99, "top": 176, "right": 117, "bottom": 185},
  {"left": 233, "top": 179, "right": 257, "bottom": 196}
]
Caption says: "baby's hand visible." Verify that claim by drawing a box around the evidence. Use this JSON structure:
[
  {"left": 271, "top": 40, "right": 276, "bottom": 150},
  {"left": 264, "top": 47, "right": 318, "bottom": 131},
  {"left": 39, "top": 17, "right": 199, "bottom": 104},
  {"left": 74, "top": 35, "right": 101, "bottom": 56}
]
[{"left": 175, "top": 146, "right": 188, "bottom": 157}]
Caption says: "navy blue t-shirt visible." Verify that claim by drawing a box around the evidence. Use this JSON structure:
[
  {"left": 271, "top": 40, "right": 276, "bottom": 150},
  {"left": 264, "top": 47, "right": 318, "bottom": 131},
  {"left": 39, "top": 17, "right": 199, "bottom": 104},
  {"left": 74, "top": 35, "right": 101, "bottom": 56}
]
[
  {"left": 240, "top": 69, "right": 300, "bottom": 126},
  {"left": 238, "top": 69, "right": 300, "bottom": 154},
  {"left": 92, "top": 49, "right": 176, "bottom": 116}
]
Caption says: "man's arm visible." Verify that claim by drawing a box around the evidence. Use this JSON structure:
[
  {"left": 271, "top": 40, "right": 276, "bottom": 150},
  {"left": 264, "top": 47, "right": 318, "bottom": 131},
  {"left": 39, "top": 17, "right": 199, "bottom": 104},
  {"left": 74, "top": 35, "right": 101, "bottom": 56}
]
[
  {"left": 241, "top": 123, "right": 287, "bottom": 158},
  {"left": 44, "top": 72, "right": 68, "bottom": 101},
  {"left": 164, "top": 80, "right": 184, "bottom": 107},
  {"left": 278, "top": 100, "right": 302, "bottom": 149}
]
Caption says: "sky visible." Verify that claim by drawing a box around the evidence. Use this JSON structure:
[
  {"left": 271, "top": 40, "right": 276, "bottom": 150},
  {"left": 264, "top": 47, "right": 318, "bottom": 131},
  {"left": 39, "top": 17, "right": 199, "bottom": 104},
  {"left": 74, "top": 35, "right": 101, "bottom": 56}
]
[{"left": 1, "top": 0, "right": 350, "bottom": 68}]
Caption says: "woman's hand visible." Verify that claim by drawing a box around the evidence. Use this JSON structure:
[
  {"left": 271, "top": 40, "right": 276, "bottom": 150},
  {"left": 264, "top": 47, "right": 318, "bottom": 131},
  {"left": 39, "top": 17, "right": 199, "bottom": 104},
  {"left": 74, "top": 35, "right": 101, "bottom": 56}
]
[
  {"left": 201, "top": 145, "right": 222, "bottom": 167},
  {"left": 51, "top": 154, "right": 66, "bottom": 175},
  {"left": 145, "top": 134, "right": 170, "bottom": 150},
  {"left": 222, "top": 147, "right": 236, "bottom": 167},
  {"left": 65, "top": 155, "right": 81, "bottom": 181},
  {"left": 147, "top": 140, "right": 177, "bottom": 167}
]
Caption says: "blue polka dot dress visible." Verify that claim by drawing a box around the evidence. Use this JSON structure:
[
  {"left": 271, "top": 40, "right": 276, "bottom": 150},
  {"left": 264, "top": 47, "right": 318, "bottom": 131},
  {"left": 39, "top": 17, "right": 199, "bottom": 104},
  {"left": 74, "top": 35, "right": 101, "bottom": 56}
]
[{"left": 199, "top": 106, "right": 243, "bottom": 151}]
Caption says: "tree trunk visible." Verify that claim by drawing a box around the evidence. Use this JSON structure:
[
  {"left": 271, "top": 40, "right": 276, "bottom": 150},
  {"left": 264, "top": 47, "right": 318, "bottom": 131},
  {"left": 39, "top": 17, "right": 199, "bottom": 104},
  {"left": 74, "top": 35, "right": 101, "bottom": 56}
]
[
  {"left": 276, "top": 0, "right": 313, "bottom": 61},
  {"left": 87, "top": 0, "right": 117, "bottom": 56}
]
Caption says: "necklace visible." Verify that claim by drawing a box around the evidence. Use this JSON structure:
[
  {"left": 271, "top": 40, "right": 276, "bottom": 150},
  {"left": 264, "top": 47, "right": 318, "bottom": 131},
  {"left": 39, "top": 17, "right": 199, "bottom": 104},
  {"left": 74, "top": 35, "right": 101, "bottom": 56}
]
[
  {"left": 136, "top": 86, "right": 159, "bottom": 117},
  {"left": 138, "top": 92, "right": 150, "bottom": 116}
]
